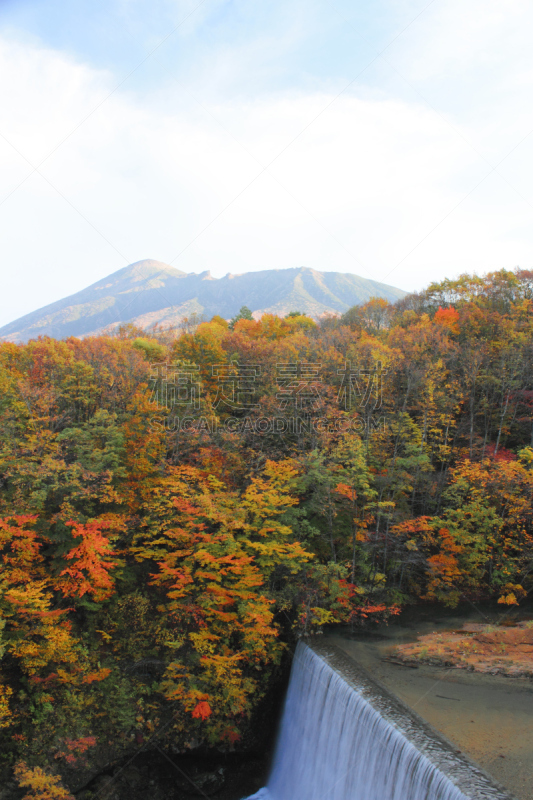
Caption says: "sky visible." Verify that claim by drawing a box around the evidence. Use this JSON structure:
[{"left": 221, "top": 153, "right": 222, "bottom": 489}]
[{"left": 0, "top": 0, "right": 532, "bottom": 327}]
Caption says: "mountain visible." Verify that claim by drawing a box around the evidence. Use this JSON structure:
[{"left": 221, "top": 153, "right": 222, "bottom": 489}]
[{"left": 0, "top": 259, "right": 407, "bottom": 342}]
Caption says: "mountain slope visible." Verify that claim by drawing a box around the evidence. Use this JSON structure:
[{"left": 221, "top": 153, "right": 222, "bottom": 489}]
[{"left": 0, "top": 259, "right": 406, "bottom": 342}]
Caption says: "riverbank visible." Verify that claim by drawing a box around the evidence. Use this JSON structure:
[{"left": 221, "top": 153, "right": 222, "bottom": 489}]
[{"left": 391, "top": 621, "right": 533, "bottom": 677}]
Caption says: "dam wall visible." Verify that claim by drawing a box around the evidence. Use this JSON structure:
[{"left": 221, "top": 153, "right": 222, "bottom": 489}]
[{"left": 247, "top": 641, "right": 516, "bottom": 800}]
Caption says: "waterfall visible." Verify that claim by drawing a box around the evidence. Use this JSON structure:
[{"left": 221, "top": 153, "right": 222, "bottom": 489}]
[{"left": 246, "top": 642, "right": 512, "bottom": 800}]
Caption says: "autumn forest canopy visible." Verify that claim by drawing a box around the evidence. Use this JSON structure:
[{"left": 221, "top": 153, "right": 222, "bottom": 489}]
[{"left": 1, "top": 267, "right": 533, "bottom": 795}]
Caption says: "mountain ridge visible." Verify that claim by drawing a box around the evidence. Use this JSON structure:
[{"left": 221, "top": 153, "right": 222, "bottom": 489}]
[{"left": 0, "top": 259, "right": 407, "bottom": 342}]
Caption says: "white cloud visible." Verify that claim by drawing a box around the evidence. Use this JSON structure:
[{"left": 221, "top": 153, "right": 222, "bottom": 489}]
[
  {"left": 389, "top": 0, "right": 533, "bottom": 110},
  {"left": 1, "top": 4, "right": 532, "bottom": 328}
]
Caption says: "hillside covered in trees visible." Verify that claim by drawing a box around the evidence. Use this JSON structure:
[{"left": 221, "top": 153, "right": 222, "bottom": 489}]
[{"left": 0, "top": 268, "right": 532, "bottom": 796}]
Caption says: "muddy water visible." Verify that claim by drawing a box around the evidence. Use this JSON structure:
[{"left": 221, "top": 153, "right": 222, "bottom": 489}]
[{"left": 323, "top": 610, "right": 533, "bottom": 800}]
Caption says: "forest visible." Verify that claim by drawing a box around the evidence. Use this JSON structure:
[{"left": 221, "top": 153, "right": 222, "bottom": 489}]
[{"left": 1, "top": 267, "right": 532, "bottom": 797}]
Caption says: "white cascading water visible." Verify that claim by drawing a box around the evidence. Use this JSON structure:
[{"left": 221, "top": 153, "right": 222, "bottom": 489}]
[{"left": 246, "top": 642, "right": 470, "bottom": 800}]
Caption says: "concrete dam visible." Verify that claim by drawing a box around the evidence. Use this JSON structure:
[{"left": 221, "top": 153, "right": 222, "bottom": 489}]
[{"left": 246, "top": 641, "right": 515, "bottom": 800}]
